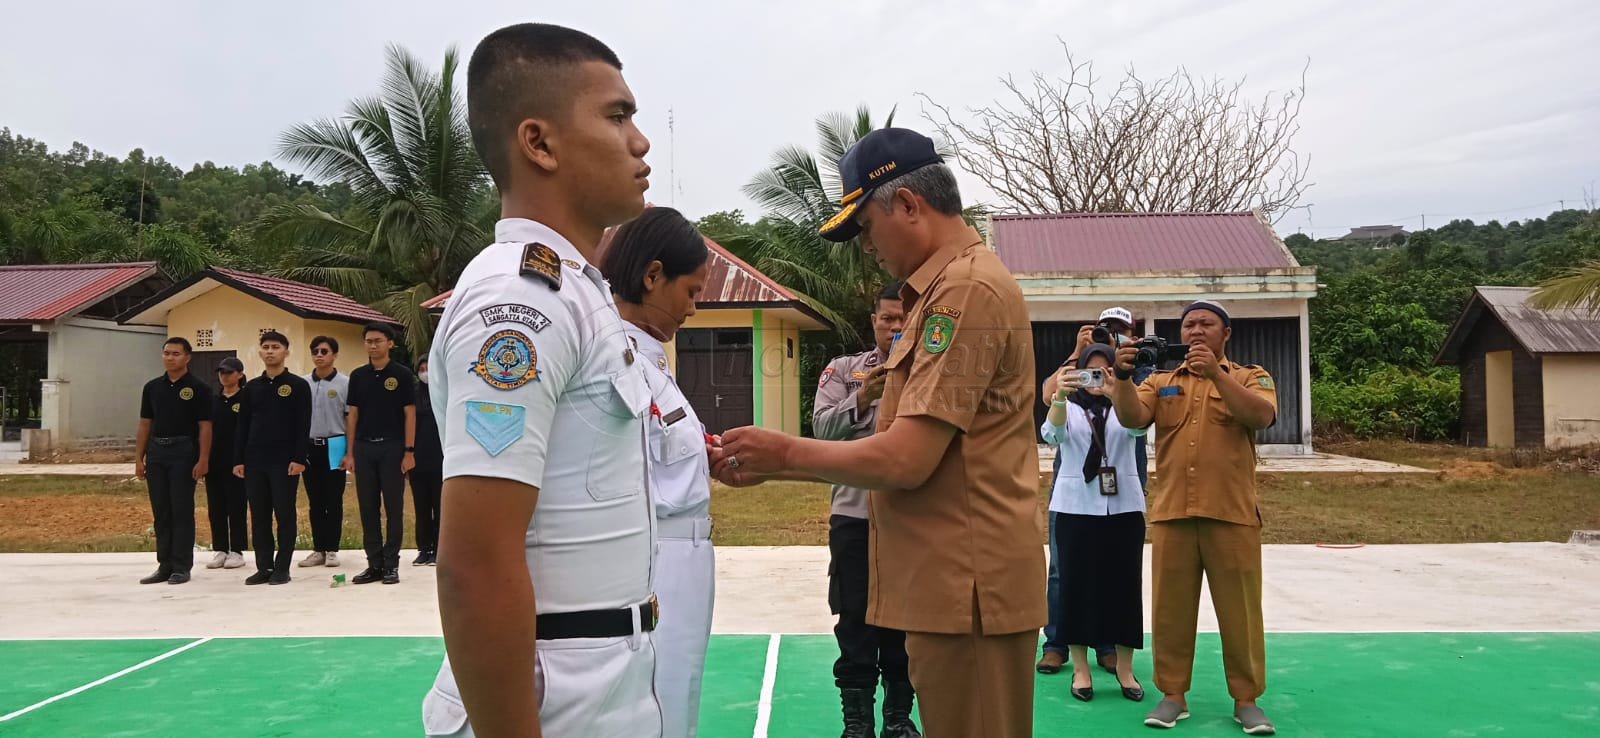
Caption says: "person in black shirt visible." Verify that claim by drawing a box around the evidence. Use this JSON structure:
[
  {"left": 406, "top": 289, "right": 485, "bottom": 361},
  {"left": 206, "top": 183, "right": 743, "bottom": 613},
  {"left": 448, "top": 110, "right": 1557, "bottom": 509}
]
[
  {"left": 340, "top": 323, "right": 416, "bottom": 585},
  {"left": 135, "top": 337, "right": 213, "bottom": 585},
  {"left": 204, "top": 356, "right": 249, "bottom": 570},
  {"left": 233, "top": 331, "right": 313, "bottom": 585},
  {"left": 409, "top": 356, "right": 443, "bottom": 566}
]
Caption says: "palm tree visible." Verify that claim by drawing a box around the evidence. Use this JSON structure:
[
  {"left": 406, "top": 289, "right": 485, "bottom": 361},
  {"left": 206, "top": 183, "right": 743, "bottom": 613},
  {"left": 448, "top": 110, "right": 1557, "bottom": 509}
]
[
  {"left": 1529, "top": 213, "right": 1600, "bottom": 311},
  {"left": 255, "top": 44, "right": 494, "bottom": 351}
]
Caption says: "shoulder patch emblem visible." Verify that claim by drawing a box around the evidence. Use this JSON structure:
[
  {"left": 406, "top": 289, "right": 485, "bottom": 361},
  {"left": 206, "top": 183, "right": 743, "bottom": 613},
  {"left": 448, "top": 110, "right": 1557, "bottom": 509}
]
[
  {"left": 1258, "top": 375, "right": 1274, "bottom": 389},
  {"left": 479, "top": 304, "right": 552, "bottom": 332},
  {"left": 384, "top": 377, "right": 399, "bottom": 391},
  {"left": 924, "top": 304, "right": 963, "bottom": 319},
  {"left": 471, "top": 330, "right": 540, "bottom": 390},
  {"left": 178, "top": 387, "right": 194, "bottom": 401},
  {"left": 519, "top": 242, "right": 562, "bottom": 291},
  {"left": 463, "top": 401, "right": 525, "bottom": 457},
  {"left": 922, "top": 314, "right": 956, "bottom": 354},
  {"left": 277, "top": 384, "right": 293, "bottom": 398},
  {"left": 818, "top": 367, "right": 835, "bottom": 388}
]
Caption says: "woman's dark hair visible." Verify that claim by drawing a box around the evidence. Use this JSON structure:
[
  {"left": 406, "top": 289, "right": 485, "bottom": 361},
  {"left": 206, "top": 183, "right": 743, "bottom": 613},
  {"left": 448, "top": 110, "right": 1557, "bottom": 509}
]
[
  {"left": 598, "top": 207, "right": 710, "bottom": 305},
  {"left": 1076, "top": 343, "right": 1115, "bottom": 370}
]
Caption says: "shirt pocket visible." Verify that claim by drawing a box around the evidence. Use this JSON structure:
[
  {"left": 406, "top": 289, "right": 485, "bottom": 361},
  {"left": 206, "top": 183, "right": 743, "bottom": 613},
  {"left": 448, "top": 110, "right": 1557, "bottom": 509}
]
[
  {"left": 1206, "top": 386, "right": 1235, "bottom": 426},
  {"left": 651, "top": 418, "right": 700, "bottom": 467},
  {"left": 586, "top": 368, "right": 649, "bottom": 502}
]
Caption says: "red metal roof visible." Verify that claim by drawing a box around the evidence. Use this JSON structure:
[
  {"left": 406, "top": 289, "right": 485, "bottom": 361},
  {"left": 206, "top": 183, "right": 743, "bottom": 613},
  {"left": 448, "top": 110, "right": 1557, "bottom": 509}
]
[
  {"left": 210, "top": 267, "right": 395, "bottom": 324},
  {"left": 0, "top": 262, "right": 159, "bottom": 322},
  {"left": 991, "top": 212, "right": 1298, "bottom": 273}
]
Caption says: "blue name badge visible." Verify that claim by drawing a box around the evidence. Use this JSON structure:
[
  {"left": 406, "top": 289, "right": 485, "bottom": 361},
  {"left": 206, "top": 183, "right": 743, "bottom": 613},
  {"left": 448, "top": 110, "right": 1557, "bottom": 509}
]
[
  {"left": 1158, "top": 385, "right": 1182, "bottom": 398},
  {"left": 464, "top": 401, "right": 526, "bottom": 457}
]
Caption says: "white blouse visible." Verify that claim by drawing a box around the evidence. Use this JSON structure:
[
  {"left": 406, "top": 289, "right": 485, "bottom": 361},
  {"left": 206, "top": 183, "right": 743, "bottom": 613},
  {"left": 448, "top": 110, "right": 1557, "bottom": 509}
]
[
  {"left": 1040, "top": 402, "right": 1146, "bottom": 516},
  {"left": 625, "top": 324, "right": 712, "bottom": 522}
]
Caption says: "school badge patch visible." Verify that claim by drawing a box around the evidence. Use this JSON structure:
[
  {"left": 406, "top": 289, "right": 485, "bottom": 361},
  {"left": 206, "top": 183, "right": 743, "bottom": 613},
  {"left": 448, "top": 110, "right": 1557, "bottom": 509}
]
[
  {"left": 231, "top": 403, "right": 241, "bottom": 414},
  {"left": 463, "top": 401, "right": 525, "bottom": 457},
  {"left": 384, "top": 377, "right": 399, "bottom": 391},
  {"left": 471, "top": 330, "right": 540, "bottom": 390},
  {"left": 277, "top": 384, "right": 293, "bottom": 397},
  {"left": 178, "top": 387, "right": 194, "bottom": 401},
  {"left": 921, "top": 314, "right": 955, "bottom": 354}
]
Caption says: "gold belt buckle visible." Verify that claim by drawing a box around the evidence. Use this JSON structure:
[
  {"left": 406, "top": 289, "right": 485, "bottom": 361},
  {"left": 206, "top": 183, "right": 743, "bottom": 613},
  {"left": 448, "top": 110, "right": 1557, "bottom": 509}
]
[{"left": 648, "top": 593, "right": 660, "bottom": 630}]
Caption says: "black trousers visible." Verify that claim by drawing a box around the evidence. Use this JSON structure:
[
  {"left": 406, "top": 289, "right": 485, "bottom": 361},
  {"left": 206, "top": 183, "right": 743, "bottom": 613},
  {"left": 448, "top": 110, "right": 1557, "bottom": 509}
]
[
  {"left": 302, "top": 439, "right": 347, "bottom": 552},
  {"left": 145, "top": 439, "right": 198, "bottom": 575},
  {"left": 354, "top": 439, "right": 405, "bottom": 569},
  {"left": 246, "top": 466, "right": 299, "bottom": 574},
  {"left": 411, "top": 464, "right": 442, "bottom": 554},
  {"left": 1057, "top": 511, "right": 1146, "bottom": 650},
  {"left": 203, "top": 469, "right": 248, "bottom": 553},
  {"left": 829, "top": 514, "right": 910, "bottom": 689}
]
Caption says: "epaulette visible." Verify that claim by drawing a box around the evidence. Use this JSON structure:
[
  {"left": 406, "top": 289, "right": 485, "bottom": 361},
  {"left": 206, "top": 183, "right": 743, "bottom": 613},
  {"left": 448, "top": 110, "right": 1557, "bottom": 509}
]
[{"left": 519, "top": 242, "right": 562, "bottom": 291}]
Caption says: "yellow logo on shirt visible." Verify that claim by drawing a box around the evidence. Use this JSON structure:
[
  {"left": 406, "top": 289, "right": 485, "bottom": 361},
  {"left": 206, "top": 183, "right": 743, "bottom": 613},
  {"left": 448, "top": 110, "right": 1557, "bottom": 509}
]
[
  {"left": 278, "top": 384, "right": 293, "bottom": 398},
  {"left": 231, "top": 403, "right": 241, "bottom": 414},
  {"left": 384, "top": 377, "right": 399, "bottom": 391},
  {"left": 178, "top": 387, "right": 194, "bottom": 401},
  {"left": 328, "top": 389, "right": 338, "bottom": 398}
]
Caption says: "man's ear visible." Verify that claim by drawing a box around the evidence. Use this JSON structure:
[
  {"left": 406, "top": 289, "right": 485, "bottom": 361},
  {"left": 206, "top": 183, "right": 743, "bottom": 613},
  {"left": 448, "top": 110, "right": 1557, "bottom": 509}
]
[
  {"left": 893, "top": 187, "right": 919, "bottom": 219},
  {"left": 516, "top": 118, "right": 558, "bottom": 174}
]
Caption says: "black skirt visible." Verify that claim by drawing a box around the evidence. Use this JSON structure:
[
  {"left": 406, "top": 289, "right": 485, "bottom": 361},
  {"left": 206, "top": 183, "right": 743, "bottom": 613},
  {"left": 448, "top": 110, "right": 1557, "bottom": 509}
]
[{"left": 1056, "top": 511, "right": 1146, "bottom": 649}]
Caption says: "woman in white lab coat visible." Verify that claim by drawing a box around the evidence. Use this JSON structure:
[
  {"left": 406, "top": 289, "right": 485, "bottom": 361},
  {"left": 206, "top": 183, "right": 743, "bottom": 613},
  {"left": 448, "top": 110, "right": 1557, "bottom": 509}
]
[{"left": 598, "top": 206, "right": 715, "bottom": 738}]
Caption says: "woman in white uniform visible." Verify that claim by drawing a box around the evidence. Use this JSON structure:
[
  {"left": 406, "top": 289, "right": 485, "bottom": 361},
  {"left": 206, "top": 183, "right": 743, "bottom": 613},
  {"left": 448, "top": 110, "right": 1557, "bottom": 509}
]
[{"left": 598, "top": 206, "right": 715, "bottom": 738}]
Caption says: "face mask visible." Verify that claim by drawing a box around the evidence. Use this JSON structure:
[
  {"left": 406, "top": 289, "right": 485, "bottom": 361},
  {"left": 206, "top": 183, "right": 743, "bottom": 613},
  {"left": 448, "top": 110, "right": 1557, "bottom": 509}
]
[{"left": 418, "top": 371, "right": 430, "bottom": 384}]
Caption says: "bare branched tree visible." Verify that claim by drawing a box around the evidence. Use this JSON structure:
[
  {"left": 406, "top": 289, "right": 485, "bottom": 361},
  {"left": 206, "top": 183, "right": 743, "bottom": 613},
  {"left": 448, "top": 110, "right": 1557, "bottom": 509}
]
[{"left": 922, "top": 42, "right": 1310, "bottom": 220}]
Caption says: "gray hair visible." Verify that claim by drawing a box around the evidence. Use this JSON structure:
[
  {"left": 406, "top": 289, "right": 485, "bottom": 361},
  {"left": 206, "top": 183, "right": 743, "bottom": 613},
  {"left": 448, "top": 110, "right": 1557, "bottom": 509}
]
[{"left": 868, "top": 162, "right": 964, "bottom": 216}]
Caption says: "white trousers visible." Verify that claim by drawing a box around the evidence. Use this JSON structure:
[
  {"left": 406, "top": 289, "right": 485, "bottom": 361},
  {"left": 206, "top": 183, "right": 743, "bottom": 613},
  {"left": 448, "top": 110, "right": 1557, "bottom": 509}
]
[
  {"left": 653, "top": 536, "right": 715, "bottom": 738},
  {"left": 422, "top": 628, "right": 663, "bottom": 737}
]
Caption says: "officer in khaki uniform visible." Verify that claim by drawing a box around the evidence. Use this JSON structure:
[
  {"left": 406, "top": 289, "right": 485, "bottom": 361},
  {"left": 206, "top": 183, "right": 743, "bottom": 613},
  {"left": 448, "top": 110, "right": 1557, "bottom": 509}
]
[
  {"left": 1110, "top": 300, "right": 1280, "bottom": 735},
  {"left": 717, "top": 128, "right": 1045, "bottom": 738}
]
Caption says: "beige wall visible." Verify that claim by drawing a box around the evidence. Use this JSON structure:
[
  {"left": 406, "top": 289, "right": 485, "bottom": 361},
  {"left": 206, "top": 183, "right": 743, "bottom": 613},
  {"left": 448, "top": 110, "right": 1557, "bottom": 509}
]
[
  {"left": 168, "top": 286, "right": 308, "bottom": 376},
  {"left": 1484, "top": 350, "right": 1515, "bottom": 448},
  {"left": 43, "top": 318, "right": 168, "bottom": 448},
  {"left": 662, "top": 307, "right": 806, "bottom": 435},
  {"left": 303, "top": 319, "right": 374, "bottom": 374},
  {"left": 1541, "top": 355, "right": 1600, "bottom": 448}
]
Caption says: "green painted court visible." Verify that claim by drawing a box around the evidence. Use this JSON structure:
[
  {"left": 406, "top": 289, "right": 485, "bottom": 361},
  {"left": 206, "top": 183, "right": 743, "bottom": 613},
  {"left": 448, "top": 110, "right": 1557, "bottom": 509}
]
[{"left": 4, "top": 633, "right": 1597, "bottom": 736}]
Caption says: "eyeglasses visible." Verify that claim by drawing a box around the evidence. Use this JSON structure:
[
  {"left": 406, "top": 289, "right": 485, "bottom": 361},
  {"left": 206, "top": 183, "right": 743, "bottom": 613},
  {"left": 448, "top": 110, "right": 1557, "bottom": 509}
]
[{"left": 312, "top": 349, "right": 333, "bottom": 356}]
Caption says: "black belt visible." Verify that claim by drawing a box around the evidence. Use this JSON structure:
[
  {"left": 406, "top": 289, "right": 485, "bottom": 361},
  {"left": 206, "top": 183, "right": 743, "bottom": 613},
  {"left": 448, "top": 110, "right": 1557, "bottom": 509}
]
[
  {"left": 151, "top": 436, "right": 192, "bottom": 446},
  {"left": 537, "top": 596, "right": 658, "bottom": 640},
  {"left": 358, "top": 436, "right": 393, "bottom": 444},
  {"left": 310, "top": 436, "right": 344, "bottom": 446}
]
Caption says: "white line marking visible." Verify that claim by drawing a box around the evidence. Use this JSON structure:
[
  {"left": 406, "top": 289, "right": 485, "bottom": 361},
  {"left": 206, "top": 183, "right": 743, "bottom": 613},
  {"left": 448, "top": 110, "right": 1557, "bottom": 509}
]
[
  {"left": 0, "top": 637, "right": 212, "bottom": 722},
  {"left": 751, "top": 633, "right": 781, "bottom": 738}
]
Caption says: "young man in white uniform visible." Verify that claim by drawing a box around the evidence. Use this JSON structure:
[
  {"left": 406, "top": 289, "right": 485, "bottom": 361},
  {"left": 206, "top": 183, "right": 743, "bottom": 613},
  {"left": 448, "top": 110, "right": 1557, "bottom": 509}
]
[{"left": 422, "top": 23, "right": 662, "bottom": 738}]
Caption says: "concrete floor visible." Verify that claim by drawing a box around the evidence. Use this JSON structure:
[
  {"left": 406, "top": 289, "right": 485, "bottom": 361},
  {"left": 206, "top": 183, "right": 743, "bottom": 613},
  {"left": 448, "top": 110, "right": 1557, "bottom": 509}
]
[
  {"left": 3, "top": 543, "right": 1595, "bottom": 640},
  {"left": 1035, "top": 446, "right": 1432, "bottom": 475}
]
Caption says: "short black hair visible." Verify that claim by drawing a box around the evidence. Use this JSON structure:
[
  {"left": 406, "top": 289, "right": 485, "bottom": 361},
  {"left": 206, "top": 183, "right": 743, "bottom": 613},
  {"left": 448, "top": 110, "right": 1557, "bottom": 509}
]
[
  {"left": 598, "top": 207, "right": 710, "bottom": 305},
  {"left": 363, "top": 323, "right": 395, "bottom": 342},
  {"left": 877, "top": 281, "right": 904, "bottom": 307},
  {"left": 163, "top": 337, "right": 192, "bottom": 354},
  {"left": 310, "top": 335, "right": 339, "bottom": 353},
  {"left": 259, "top": 331, "right": 289, "bottom": 348},
  {"left": 468, "top": 23, "right": 623, "bottom": 190}
]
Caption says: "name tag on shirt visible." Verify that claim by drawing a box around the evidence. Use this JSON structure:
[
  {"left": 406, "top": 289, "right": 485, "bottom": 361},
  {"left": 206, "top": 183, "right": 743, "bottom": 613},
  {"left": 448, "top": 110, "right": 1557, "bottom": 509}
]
[
  {"left": 1158, "top": 385, "right": 1182, "bottom": 398},
  {"left": 661, "top": 406, "right": 687, "bottom": 426}
]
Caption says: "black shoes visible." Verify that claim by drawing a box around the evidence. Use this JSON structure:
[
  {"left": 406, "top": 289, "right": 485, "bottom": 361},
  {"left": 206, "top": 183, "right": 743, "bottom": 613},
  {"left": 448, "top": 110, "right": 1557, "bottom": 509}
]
[
  {"left": 268, "top": 572, "right": 291, "bottom": 585},
  {"left": 382, "top": 568, "right": 400, "bottom": 585},
  {"left": 352, "top": 567, "right": 383, "bottom": 585},
  {"left": 412, "top": 551, "right": 437, "bottom": 566},
  {"left": 167, "top": 572, "right": 190, "bottom": 585},
  {"left": 839, "top": 688, "right": 875, "bottom": 738},
  {"left": 1121, "top": 678, "right": 1145, "bottom": 702},
  {"left": 880, "top": 680, "right": 921, "bottom": 738},
  {"left": 1071, "top": 686, "right": 1094, "bottom": 702},
  {"left": 140, "top": 569, "right": 172, "bottom": 585},
  {"left": 244, "top": 571, "right": 272, "bottom": 585}
]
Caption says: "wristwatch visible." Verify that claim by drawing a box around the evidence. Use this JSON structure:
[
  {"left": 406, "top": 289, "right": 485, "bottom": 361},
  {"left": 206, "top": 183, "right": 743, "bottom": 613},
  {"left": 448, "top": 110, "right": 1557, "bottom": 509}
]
[{"left": 404, "top": 446, "right": 415, "bottom": 452}]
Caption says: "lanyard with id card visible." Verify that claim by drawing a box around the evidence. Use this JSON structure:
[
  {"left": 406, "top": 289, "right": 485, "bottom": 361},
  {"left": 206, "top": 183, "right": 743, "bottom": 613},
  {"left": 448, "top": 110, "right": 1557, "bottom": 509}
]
[{"left": 1090, "top": 413, "right": 1119, "bottom": 496}]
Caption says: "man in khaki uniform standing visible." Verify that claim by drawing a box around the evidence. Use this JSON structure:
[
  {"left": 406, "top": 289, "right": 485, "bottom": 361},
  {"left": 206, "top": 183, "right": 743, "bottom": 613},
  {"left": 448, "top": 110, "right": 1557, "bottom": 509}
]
[
  {"left": 718, "top": 128, "right": 1045, "bottom": 738},
  {"left": 1110, "top": 300, "right": 1280, "bottom": 735}
]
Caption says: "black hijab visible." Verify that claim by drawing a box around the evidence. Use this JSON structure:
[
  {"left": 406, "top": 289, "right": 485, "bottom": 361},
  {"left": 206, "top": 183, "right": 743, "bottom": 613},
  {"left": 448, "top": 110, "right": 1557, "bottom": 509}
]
[{"left": 1070, "top": 344, "right": 1115, "bottom": 482}]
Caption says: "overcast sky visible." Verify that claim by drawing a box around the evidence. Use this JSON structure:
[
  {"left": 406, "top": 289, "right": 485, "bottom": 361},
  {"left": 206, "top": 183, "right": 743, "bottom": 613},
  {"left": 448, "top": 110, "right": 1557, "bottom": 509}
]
[{"left": 3, "top": 0, "right": 1596, "bottom": 239}]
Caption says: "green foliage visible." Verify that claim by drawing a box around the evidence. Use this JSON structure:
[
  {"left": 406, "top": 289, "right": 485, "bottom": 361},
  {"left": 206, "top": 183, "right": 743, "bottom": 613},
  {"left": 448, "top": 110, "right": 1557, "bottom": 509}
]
[{"left": 1311, "top": 366, "right": 1460, "bottom": 441}]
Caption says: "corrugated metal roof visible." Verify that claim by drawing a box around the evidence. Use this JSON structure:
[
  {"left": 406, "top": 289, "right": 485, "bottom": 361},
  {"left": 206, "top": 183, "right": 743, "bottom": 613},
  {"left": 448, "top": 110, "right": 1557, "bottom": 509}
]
[
  {"left": 1474, "top": 286, "right": 1600, "bottom": 354},
  {"left": 0, "top": 262, "right": 159, "bottom": 322},
  {"left": 991, "top": 212, "right": 1299, "bottom": 273},
  {"left": 210, "top": 267, "right": 395, "bottom": 324}
]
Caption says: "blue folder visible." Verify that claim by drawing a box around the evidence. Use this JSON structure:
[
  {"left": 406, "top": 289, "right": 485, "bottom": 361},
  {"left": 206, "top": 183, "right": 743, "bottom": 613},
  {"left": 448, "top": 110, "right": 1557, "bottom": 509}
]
[{"left": 327, "top": 435, "right": 347, "bottom": 469}]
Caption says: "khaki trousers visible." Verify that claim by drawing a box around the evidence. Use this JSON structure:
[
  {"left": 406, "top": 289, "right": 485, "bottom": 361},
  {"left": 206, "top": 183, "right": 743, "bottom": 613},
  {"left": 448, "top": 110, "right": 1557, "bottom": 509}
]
[
  {"left": 903, "top": 598, "right": 1037, "bottom": 738},
  {"left": 1151, "top": 517, "right": 1266, "bottom": 701}
]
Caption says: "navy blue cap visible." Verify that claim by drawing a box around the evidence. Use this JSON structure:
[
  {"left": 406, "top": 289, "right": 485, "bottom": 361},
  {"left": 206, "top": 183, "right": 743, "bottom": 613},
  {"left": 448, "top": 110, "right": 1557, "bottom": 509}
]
[
  {"left": 818, "top": 128, "right": 944, "bottom": 242},
  {"left": 1181, "top": 300, "right": 1231, "bottom": 328}
]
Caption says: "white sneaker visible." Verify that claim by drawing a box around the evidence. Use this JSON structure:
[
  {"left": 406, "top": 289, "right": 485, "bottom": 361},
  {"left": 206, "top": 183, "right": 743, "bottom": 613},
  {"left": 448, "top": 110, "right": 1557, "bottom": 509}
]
[
  {"left": 298, "top": 551, "right": 325, "bottom": 568},
  {"left": 324, "top": 552, "right": 340, "bottom": 567},
  {"left": 206, "top": 551, "right": 227, "bottom": 569},
  {"left": 224, "top": 551, "right": 245, "bottom": 569}
]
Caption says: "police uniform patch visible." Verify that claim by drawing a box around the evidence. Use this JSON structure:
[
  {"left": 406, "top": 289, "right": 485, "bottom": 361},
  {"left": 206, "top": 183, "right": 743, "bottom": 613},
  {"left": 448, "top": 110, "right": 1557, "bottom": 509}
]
[
  {"left": 278, "top": 384, "right": 293, "bottom": 398},
  {"left": 818, "top": 367, "right": 835, "bottom": 388},
  {"left": 479, "top": 303, "right": 552, "bottom": 332},
  {"left": 520, "top": 242, "right": 562, "bottom": 291},
  {"left": 471, "top": 330, "right": 540, "bottom": 390},
  {"left": 463, "top": 401, "right": 525, "bottom": 457},
  {"left": 178, "top": 387, "right": 194, "bottom": 401},
  {"left": 924, "top": 304, "right": 963, "bottom": 320},
  {"left": 384, "top": 377, "right": 399, "bottom": 391},
  {"left": 922, "top": 314, "right": 955, "bottom": 354}
]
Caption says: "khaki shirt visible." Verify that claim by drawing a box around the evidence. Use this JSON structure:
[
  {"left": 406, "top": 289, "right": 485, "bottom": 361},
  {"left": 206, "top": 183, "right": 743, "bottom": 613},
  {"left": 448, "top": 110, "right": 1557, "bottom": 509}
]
[
  {"left": 813, "top": 348, "right": 887, "bottom": 519},
  {"left": 1135, "top": 359, "right": 1278, "bottom": 527},
  {"left": 870, "top": 231, "right": 1046, "bottom": 636}
]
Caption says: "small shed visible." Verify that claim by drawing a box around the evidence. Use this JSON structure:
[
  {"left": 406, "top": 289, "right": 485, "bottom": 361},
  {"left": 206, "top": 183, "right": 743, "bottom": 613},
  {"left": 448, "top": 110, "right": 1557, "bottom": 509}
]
[
  {"left": 1435, "top": 286, "right": 1600, "bottom": 448},
  {"left": 988, "top": 211, "right": 1320, "bottom": 455}
]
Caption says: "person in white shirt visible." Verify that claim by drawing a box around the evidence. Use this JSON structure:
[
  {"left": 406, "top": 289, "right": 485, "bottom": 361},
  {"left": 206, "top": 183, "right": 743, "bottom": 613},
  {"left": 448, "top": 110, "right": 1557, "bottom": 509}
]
[
  {"left": 1041, "top": 343, "right": 1148, "bottom": 705},
  {"left": 599, "top": 206, "right": 716, "bottom": 738},
  {"left": 300, "top": 335, "right": 349, "bottom": 568},
  {"left": 422, "top": 23, "right": 661, "bottom": 738}
]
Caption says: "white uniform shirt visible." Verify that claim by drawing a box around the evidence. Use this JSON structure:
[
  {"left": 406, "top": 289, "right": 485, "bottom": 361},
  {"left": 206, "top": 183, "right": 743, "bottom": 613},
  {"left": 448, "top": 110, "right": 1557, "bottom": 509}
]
[
  {"left": 1041, "top": 402, "right": 1146, "bottom": 516},
  {"left": 304, "top": 369, "right": 350, "bottom": 439},
  {"left": 429, "top": 218, "right": 654, "bottom": 613},
  {"left": 624, "top": 323, "right": 711, "bottom": 522}
]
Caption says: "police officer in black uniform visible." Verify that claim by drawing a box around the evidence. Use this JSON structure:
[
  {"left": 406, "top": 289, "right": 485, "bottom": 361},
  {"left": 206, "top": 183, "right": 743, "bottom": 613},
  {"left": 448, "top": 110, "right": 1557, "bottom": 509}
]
[
  {"left": 136, "top": 337, "right": 213, "bottom": 585},
  {"left": 233, "top": 331, "right": 313, "bottom": 585},
  {"left": 340, "top": 322, "right": 416, "bottom": 585}
]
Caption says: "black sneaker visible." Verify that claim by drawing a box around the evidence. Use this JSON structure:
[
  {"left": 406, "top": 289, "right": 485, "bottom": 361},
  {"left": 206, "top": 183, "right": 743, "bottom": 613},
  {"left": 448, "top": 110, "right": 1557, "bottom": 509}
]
[
  {"left": 412, "top": 552, "right": 428, "bottom": 566},
  {"left": 351, "top": 567, "right": 383, "bottom": 585},
  {"left": 268, "top": 572, "right": 291, "bottom": 585},
  {"left": 382, "top": 568, "right": 400, "bottom": 584},
  {"left": 244, "top": 571, "right": 272, "bottom": 586},
  {"left": 424, "top": 552, "right": 438, "bottom": 566}
]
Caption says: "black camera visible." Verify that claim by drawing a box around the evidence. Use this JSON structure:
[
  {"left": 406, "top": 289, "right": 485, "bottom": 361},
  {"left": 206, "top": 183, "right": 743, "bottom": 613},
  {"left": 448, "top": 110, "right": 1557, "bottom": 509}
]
[
  {"left": 1091, "top": 321, "right": 1126, "bottom": 347},
  {"left": 1132, "top": 336, "right": 1189, "bottom": 369}
]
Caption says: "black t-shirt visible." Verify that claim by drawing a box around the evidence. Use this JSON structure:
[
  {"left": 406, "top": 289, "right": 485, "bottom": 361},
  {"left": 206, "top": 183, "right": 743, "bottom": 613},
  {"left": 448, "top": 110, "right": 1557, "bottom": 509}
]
[
  {"left": 413, "top": 382, "right": 443, "bottom": 469},
  {"left": 347, "top": 361, "right": 417, "bottom": 440},
  {"left": 139, "top": 372, "right": 213, "bottom": 438},
  {"left": 209, "top": 390, "right": 244, "bottom": 467},
  {"left": 235, "top": 371, "right": 313, "bottom": 467}
]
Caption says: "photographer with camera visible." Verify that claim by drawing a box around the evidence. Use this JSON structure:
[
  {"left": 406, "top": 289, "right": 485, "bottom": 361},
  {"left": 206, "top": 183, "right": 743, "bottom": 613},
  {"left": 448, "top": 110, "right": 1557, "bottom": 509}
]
[
  {"left": 1109, "top": 300, "right": 1279, "bottom": 735},
  {"left": 1041, "top": 344, "right": 1148, "bottom": 707}
]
